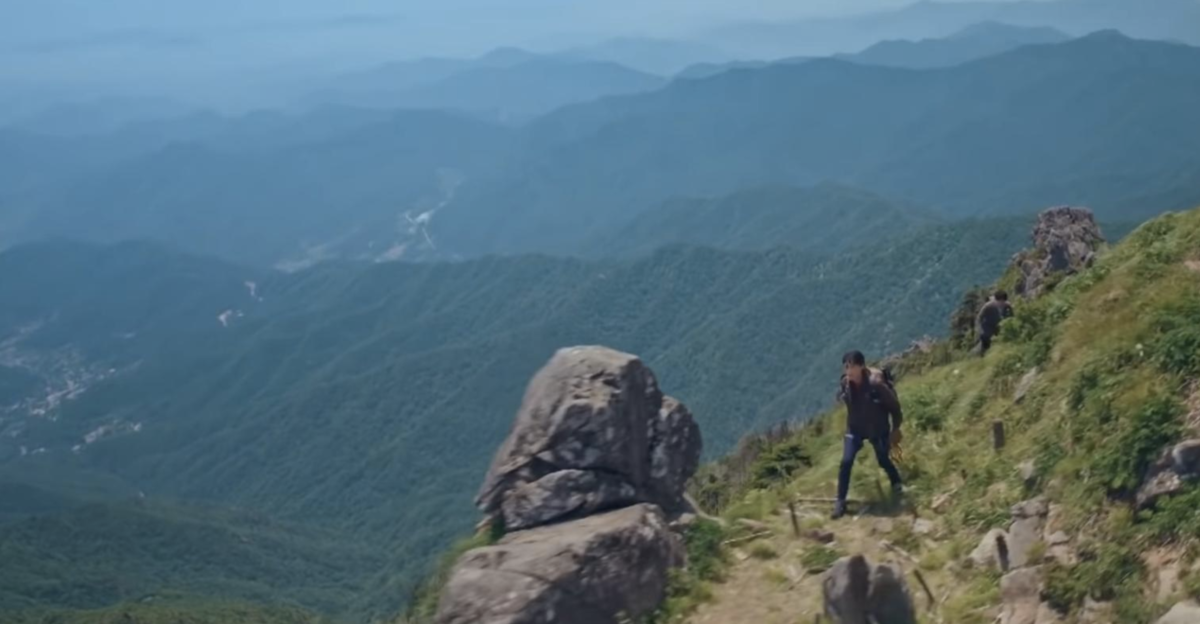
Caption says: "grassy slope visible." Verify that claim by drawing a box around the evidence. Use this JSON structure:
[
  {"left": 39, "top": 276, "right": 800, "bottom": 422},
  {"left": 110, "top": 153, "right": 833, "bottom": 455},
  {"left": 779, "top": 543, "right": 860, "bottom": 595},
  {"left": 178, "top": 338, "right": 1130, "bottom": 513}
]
[{"left": 690, "top": 208, "right": 1200, "bottom": 623}]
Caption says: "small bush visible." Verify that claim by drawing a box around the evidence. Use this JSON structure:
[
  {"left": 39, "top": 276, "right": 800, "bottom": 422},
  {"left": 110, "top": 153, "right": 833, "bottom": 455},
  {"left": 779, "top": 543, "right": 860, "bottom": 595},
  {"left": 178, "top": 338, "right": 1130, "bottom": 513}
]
[
  {"left": 800, "top": 545, "right": 841, "bottom": 573},
  {"left": 750, "top": 439, "right": 812, "bottom": 489},
  {"left": 1139, "top": 485, "right": 1200, "bottom": 544},
  {"left": 1090, "top": 394, "right": 1182, "bottom": 494},
  {"left": 1043, "top": 543, "right": 1144, "bottom": 612},
  {"left": 749, "top": 542, "right": 778, "bottom": 560}
]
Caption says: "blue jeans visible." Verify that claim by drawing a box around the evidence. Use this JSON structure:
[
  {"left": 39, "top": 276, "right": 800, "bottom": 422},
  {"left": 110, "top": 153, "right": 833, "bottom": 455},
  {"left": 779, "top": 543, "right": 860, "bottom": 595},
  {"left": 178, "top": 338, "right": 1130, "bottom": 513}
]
[{"left": 836, "top": 432, "right": 902, "bottom": 503}]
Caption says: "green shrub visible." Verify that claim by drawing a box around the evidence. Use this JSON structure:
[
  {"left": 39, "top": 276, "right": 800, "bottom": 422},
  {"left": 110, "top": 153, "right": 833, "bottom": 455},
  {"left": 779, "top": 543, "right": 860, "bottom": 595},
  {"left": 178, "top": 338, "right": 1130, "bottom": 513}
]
[
  {"left": 1090, "top": 394, "right": 1182, "bottom": 494},
  {"left": 1043, "top": 543, "right": 1143, "bottom": 613},
  {"left": 681, "top": 518, "right": 728, "bottom": 582},
  {"left": 750, "top": 439, "right": 812, "bottom": 489},
  {"left": 799, "top": 545, "right": 841, "bottom": 573},
  {"left": 1139, "top": 486, "right": 1200, "bottom": 544},
  {"left": 904, "top": 386, "right": 946, "bottom": 432},
  {"left": 1149, "top": 293, "right": 1200, "bottom": 377}
]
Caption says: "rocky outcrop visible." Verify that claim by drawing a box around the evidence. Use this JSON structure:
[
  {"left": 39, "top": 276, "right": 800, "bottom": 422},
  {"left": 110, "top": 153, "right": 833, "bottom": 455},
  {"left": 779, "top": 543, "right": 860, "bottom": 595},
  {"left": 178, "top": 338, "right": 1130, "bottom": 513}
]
[
  {"left": 1012, "top": 206, "right": 1105, "bottom": 298},
  {"left": 476, "top": 346, "right": 702, "bottom": 530},
  {"left": 435, "top": 504, "right": 682, "bottom": 624},
  {"left": 436, "top": 346, "right": 702, "bottom": 624},
  {"left": 1007, "top": 498, "right": 1049, "bottom": 569},
  {"left": 1157, "top": 601, "right": 1200, "bottom": 624},
  {"left": 822, "top": 555, "right": 916, "bottom": 624},
  {"left": 998, "top": 567, "right": 1065, "bottom": 624},
  {"left": 1137, "top": 439, "right": 1200, "bottom": 509}
]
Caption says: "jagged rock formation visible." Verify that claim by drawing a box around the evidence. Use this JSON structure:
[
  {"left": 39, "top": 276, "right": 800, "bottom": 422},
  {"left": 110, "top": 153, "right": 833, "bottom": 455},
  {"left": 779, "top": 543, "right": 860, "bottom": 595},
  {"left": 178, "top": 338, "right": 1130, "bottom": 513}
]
[
  {"left": 1137, "top": 439, "right": 1200, "bottom": 509},
  {"left": 821, "top": 555, "right": 916, "bottom": 624},
  {"left": 1011, "top": 206, "right": 1105, "bottom": 298},
  {"left": 436, "top": 346, "right": 702, "bottom": 624},
  {"left": 476, "top": 346, "right": 702, "bottom": 530},
  {"left": 435, "top": 504, "right": 682, "bottom": 624}
]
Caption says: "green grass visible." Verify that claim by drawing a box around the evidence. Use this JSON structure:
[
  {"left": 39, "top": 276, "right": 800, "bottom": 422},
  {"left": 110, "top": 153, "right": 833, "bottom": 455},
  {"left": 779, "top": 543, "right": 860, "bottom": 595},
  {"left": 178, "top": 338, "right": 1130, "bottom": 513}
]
[{"left": 799, "top": 545, "right": 842, "bottom": 574}]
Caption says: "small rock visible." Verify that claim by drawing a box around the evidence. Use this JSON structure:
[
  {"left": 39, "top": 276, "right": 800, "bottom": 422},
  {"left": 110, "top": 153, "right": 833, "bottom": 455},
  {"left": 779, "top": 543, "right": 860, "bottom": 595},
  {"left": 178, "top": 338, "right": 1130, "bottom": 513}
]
[
  {"left": 1014, "top": 368, "right": 1040, "bottom": 404},
  {"left": 1046, "top": 531, "right": 1070, "bottom": 546},
  {"left": 912, "top": 518, "right": 936, "bottom": 537},
  {"left": 1078, "top": 598, "right": 1114, "bottom": 624},
  {"left": 1008, "top": 498, "right": 1050, "bottom": 569},
  {"left": 970, "top": 528, "right": 1011, "bottom": 571},
  {"left": 1018, "top": 460, "right": 1037, "bottom": 487},
  {"left": 1137, "top": 439, "right": 1200, "bottom": 509},
  {"left": 873, "top": 518, "right": 895, "bottom": 535},
  {"left": 737, "top": 518, "right": 771, "bottom": 532},
  {"left": 1157, "top": 601, "right": 1200, "bottom": 624},
  {"left": 998, "top": 566, "right": 1043, "bottom": 624},
  {"left": 806, "top": 529, "right": 836, "bottom": 544}
]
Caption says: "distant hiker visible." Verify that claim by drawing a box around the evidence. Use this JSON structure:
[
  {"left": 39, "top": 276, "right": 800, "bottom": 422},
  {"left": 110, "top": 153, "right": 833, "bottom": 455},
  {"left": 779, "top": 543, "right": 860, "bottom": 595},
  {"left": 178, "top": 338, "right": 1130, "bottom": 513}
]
[
  {"left": 976, "top": 290, "right": 1014, "bottom": 355},
  {"left": 832, "top": 350, "right": 904, "bottom": 520}
]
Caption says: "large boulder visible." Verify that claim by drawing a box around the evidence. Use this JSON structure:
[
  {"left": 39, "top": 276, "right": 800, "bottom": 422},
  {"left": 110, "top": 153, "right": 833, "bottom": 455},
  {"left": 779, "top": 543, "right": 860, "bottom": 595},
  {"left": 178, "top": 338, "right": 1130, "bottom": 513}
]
[
  {"left": 477, "top": 346, "right": 702, "bottom": 530},
  {"left": 1007, "top": 498, "right": 1050, "bottom": 569},
  {"left": 1012, "top": 206, "right": 1105, "bottom": 298},
  {"left": 822, "top": 555, "right": 917, "bottom": 624},
  {"left": 1137, "top": 439, "right": 1200, "bottom": 509},
  {"left": 435, "top": 504, "right": 683, "bottom": 624}
]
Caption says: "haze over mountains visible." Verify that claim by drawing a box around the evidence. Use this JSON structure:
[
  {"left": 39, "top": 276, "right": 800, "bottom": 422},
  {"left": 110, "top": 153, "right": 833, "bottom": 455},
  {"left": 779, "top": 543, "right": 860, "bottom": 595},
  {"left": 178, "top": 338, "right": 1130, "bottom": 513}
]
[{"left": 2, "top": 1, "right": 1200, "bottom": 622}]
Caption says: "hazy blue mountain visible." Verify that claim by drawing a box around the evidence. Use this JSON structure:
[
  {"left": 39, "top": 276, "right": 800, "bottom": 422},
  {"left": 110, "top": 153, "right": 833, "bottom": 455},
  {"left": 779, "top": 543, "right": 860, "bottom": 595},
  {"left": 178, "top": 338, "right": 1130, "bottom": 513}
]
[
  {"left": 0, "top": 216, "right": 1033, "bottom": 618},
  {"left": 678, "top": 21, "right": 1069, "bottom": 80},
  {"left": 8, "top": 32, "right": 1199, "bottom": 267},
  {"left": 561, "top": 37, "right": 732, "bottom": 76},
  {"left": 454, "top": 32, "right": 1200, "bottom": 255},
  {"left": 709, "top": 0, "right": 1200, "bottom": 59},
  {"left": 18, "top": 110, "right": 517, "bottom": 267},
  {"left": 837, "top": 21, "right": 1071, "bottom": 68},
  {"left": 379, "top": 59, "right": 666, "bottom": 121},
  {"left": 591, "top": 184, "right": 932, "bottom": 257}
]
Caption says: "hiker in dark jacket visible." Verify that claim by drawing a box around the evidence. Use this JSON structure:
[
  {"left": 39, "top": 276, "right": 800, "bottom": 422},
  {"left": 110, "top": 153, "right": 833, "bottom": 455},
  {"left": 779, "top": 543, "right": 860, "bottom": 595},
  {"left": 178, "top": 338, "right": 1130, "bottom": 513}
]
[
  {"left": 832, "top": 350, "right": 904, "bottom": 519},
  {"left": 977, "top": 290, "right": 1014, "bottom": 356}
]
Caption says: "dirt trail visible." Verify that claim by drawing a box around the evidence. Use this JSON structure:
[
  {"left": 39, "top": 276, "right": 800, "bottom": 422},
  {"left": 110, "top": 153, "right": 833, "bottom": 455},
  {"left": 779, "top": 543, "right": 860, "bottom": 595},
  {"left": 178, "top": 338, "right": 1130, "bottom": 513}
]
[{"left": 688, "top": 499, "right": 950, "bottom": 624}]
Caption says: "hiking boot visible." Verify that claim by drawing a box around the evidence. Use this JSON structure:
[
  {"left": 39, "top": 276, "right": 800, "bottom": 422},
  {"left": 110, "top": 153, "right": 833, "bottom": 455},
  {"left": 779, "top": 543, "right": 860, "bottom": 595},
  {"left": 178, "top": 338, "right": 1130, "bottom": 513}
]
[
  {"left": 831, "top": 500, "right": 847, "bottom": 520},
  {"left": 891, "top": 483, "right": 905, "bottom": 499}
]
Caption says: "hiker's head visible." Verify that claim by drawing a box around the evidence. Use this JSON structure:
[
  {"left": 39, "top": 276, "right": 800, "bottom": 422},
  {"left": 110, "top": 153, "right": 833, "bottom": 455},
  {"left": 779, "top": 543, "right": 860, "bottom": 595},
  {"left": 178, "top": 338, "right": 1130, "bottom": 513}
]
[
  {"left": 994, "top": 290, "right": 1009, "bottom": 302},
  {"left": 842, "top": 350, "right": 866, "bottom": 382}
]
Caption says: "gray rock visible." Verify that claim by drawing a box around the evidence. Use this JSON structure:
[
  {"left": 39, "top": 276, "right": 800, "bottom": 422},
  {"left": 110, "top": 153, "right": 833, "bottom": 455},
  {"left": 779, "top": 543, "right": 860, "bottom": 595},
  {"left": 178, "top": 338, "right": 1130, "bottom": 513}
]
[
  {"left": 476, "top": 346, "right": 702, "bottom": 529},
  {"left": 1157, "top": 601, "right": 1200, "bottom": 624},
  {"left": 912, "top": 518, "right": 937, "bottom": 537},
  {"left": 500, "top": 470, "right": 638, "bottom": 530},
  {"left": 1011, "top": 207, "right": 1106, "bottom": 298},
  {"left": 822, "top": 555, "right": 916, "bottom": 624},
  {"left": 999, "top": 567, "right": 1042, "bottom": 624},
  {"left": 648, "top": 397, "right": 703, "bottom": 510},
  {"left": 1137, "top": 439, "right": 1200, "bottom": 509},
  {"left": 1008, "top": 498, "right": 1050, "bottom": 569},
  {"left": 1014, "top": 368, "right": 1040, "bottom": 404},
  {"left": 1018, "top": 459, "right": 1038, "bottom": 487},
  {"left": 970, "top": 528, "right": 1011, "bottom": 571},
  {"left": 435, "top": 504, "right": 683, "bottom": 624}
]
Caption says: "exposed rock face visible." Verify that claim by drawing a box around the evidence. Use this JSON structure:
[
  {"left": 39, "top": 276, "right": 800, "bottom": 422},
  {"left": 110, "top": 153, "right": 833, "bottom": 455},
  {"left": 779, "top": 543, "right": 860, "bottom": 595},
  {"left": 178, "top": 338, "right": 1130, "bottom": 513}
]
[
  {"left": 822, "top": 555, "right": 916, "bottom": 624},
  {"left": 436, "top": 347, "right": 702, "bottom": 624},
  {"left": 476, "top": 346, "right": 702, "bottom": 530},
  {"left": 1012, "top": 206, "right": 1105, "bottom": 298},
  {"left": 999, "top": 567, "right": 1063, "bottom": 624},
  {"left": 1158, "top": 601, "right": 1200, "bottom": 624},
  {"left": 435, "top": 504, "right": 682, "bottom": 624},
  {"left": 1007, "top": 498, "right": 1050, "bottom": 569},
  {"left": 1137, "top": 439, "right": 1200, "bottom": 509},
  {"left": 970, "top": 528, "right": 1011, "bottom": 571}
]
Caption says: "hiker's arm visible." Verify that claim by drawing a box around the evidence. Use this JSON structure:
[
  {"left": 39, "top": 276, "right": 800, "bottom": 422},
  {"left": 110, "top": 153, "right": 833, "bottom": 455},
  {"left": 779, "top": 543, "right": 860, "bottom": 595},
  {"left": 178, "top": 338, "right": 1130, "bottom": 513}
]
[{"left": 884, "top": 387, "right": 903, "bottom": 431}]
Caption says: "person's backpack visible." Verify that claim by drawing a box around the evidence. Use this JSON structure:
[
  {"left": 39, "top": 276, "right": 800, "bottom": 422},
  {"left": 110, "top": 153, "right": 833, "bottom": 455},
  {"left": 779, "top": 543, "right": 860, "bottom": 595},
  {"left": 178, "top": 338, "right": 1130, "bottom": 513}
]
[{"left": 867, "top": 366, "right": 898, "bottom": 403}]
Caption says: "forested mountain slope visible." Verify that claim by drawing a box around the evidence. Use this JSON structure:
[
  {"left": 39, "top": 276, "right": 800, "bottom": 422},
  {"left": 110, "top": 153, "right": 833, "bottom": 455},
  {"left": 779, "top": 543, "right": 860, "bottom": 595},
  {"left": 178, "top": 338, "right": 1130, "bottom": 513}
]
[{"left": 0, "top": 215, "right": 1036, "bottom": 620}]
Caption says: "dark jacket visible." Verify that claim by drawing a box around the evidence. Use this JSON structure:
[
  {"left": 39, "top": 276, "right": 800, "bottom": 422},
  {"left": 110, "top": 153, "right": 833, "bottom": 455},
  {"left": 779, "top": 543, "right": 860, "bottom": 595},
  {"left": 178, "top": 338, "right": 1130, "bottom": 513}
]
[
  {"left": 977, "top": 299, "right": 1014, "bottom": 336},
  {"left": 838, "top": 369, "right": 903, "bottom": 439}
]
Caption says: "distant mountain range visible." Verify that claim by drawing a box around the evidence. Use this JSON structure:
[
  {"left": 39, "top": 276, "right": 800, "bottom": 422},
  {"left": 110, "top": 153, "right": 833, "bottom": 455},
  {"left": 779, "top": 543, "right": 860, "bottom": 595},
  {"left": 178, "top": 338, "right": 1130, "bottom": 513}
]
[
  {"left": 709, "top": 0, "right": 1200, "bottom": 58},
  {"left": 304, "top": 50, "right": 667, "bottom": 121},
  {"left": 678, "top": 21, "right": 1071, "bottom": 79},
  {"left": 4, "top": 31, "right": 1197, "bottom": 268}
]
